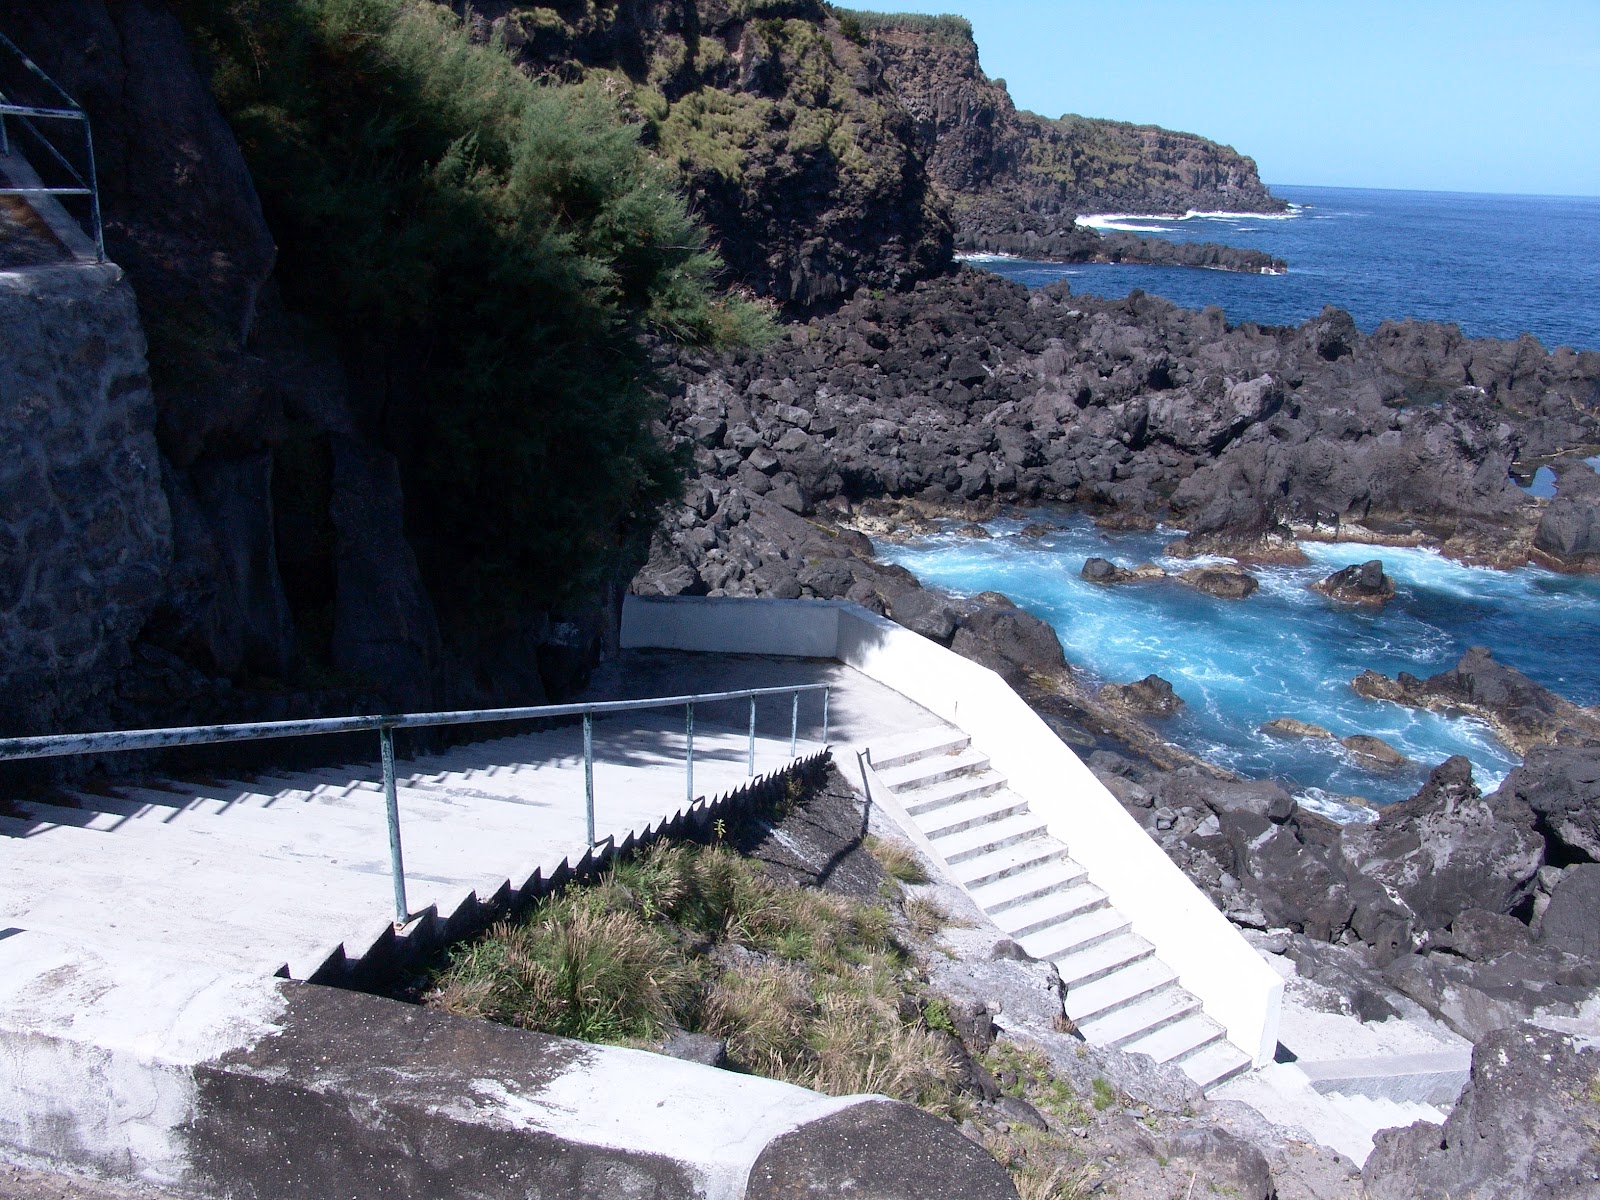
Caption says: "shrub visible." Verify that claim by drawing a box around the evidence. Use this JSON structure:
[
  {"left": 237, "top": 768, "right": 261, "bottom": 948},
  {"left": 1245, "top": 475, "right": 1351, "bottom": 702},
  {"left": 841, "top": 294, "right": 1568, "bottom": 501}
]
[{"left": 170, "top": 0, "right": 770, "bottom": 625}]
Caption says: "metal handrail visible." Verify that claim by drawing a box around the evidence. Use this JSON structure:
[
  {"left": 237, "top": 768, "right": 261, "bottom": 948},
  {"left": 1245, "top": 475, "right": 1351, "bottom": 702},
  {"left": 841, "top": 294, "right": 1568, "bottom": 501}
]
[
  {"left": 0, "top": 32, "right": 105, "bottom": 261},
  {"left": 0, "top": 683, "right": 831, "bottom": 926}
]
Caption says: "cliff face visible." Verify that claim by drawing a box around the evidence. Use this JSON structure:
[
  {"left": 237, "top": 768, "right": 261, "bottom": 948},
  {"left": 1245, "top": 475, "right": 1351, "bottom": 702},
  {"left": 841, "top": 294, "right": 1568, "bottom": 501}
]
[
  {"left": 852, "top": 14, "right": 1284, "bottom": 255},
  {"left": 454, "top": 0, "right": 953, "bottom": 308}
]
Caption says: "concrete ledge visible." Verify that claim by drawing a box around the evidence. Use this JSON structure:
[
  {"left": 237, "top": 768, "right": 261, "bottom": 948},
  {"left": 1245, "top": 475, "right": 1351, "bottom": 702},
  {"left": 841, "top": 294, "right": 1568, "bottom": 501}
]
[{"left": 1, "top": 927, "right": 1017, "bottom": 1199}]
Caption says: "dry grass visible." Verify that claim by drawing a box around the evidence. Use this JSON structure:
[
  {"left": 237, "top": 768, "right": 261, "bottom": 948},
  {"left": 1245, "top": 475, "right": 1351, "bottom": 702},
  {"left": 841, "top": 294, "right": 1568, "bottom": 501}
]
[
  {"left": 865, "top": 835, "right": 930, "bottom": 884},
  {"left": 431, "top": 905, "right": 694, "bottom": 1043},
  {"left": 903, "top": 894, "right": 954, "bottom": 938},
  {"left": 428, "top": 833, "right": 1109, "bottom": 1192}
]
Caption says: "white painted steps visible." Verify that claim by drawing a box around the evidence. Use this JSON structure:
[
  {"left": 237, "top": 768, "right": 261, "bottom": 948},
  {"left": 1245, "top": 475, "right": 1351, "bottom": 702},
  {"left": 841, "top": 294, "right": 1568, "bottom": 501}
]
[{"left": 870, "top": 728, "right": 1253, "bottom": 1092}]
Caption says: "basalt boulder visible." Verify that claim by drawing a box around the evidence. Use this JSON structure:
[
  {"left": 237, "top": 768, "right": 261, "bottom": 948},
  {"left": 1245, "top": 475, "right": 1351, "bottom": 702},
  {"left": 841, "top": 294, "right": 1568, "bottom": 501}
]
[
  {"left": 1312, "top": 559, "right": 1396, "bottom": 605},
  {"left": 1500, "top": 745, "right": 1600, "bottom": 862},
  {"left": 1339, "top": 758, "right": 1544, "bottom": 938},
  {"left": 1352, "top": 646, "right": 1600, "bottom": 755},
  {"left": 1364, "top": 1025, "right": 1600, "bottom": 1200},
  {"left": 1100, "top": 674, "right": 1184, "bottom": 716},
  {"left": 1177, "top": 566, "right": 1260, "bottom": 599},
  {"left": 950, "top": 602, "right": 1068, "bottom": 684}
]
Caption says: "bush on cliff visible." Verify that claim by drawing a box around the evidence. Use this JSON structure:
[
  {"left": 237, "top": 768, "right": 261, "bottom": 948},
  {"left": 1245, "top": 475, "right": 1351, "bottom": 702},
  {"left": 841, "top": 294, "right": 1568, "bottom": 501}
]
[{"left": 171, "top": 0, "right": 768, "bottom": 617}]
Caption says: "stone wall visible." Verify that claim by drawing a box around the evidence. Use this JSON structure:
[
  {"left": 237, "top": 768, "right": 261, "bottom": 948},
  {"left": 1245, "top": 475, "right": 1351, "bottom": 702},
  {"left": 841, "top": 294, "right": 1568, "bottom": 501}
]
[{"left": 0, "top": 264, "right": 171, "bottom": 734}]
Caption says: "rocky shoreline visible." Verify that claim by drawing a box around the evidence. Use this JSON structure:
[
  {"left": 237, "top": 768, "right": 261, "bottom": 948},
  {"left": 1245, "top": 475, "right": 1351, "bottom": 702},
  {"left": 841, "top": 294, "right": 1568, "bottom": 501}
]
[{"left": 630, "top": 265, "right": 1600, "bottom": 1186}]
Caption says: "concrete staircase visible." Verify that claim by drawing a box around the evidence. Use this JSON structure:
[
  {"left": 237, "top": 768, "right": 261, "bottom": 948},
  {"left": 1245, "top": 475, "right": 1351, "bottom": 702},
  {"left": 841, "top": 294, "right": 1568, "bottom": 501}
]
[
  {"left": 0, "top": 716, "right": 819, "bottom": 982},
  {"left": 872, "top": 730, "right": 1253, "bottom": 1092}
]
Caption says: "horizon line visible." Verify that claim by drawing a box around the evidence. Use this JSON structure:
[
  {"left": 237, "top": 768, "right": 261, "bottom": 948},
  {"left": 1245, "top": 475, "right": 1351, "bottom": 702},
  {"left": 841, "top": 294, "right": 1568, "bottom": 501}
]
[{"left": 1269, "top": 181, "right": 1600, "bottom": 201}]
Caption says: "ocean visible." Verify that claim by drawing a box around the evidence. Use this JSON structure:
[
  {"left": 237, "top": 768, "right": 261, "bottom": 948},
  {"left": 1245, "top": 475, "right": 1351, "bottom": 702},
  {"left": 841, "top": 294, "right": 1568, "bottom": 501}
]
[
  {"left": 882, "top": 516, "right": 1600, "bottom": 818},
  {"left": 968, "top": 184, "right": 1600, "bottom": 353},
  {"left": 909, "top": 187, "right": 1600, "bottom": 815}
]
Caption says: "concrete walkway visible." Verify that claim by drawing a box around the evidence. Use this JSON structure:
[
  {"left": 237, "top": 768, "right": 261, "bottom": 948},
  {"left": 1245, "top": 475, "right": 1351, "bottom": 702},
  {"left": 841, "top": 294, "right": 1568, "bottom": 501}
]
[{"left": 2, "top": 659, "right": 902, "bottom": 979}]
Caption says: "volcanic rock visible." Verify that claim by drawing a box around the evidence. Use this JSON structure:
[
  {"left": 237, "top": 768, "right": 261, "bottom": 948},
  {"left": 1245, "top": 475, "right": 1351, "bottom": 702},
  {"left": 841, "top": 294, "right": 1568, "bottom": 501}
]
[
  {"left": 1177, "top": 566, "right": 1260, "bottom": 599},
  {"left": 1100, "top": 674, "right": 1184, "bottom": 716},
  {"left": 1339, "top": 761, "right": 1544, "bottom": 938},
  {"left": 1364, "top": 1025, "right": 1600, "bottom": 1200},
  {"left": 1340, "top": 734, "right": 1409, "bottom": 768},
  {"left": 1539, "top": 863, "right": 1600, "bottom": 960},
  {"left": 1352, "top": 646, "right": 1600, "bottom": 755},
  {"left": 1499, "top": 746, "right": 1600, "bottom": 862},
  {"left": 1260, "top": 718, "right": 1334, "bottom": 740},
  {"left": 1312, "top": 559, "right": 1396, "bottom": 605}
]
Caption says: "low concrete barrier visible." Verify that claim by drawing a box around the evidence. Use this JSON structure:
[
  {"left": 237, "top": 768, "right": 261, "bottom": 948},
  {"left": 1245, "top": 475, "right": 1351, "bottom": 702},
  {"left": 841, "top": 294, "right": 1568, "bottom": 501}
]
[
  {"left": 622, "top": 595, "right": 1284, "bottom": 1066},
  {"left": 0, "top": 930, "right": 1016, "bottom": 1199}
]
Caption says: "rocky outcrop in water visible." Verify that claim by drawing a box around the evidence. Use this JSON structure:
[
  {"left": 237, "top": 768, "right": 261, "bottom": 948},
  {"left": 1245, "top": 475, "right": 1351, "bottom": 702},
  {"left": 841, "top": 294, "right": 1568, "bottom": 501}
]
[
  {"left": 1312, "top": 559, "right": 1396, "bottom": 605},
  {"left": 1353, "top": 646, "right": 1600, "bottom": 755}
]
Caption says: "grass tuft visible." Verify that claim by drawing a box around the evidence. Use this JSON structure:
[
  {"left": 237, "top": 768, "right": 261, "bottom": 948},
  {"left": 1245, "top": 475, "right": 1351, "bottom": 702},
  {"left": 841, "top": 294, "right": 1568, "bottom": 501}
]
[{"left": 865, "top": 835, "right": 930, "bottom": 884}]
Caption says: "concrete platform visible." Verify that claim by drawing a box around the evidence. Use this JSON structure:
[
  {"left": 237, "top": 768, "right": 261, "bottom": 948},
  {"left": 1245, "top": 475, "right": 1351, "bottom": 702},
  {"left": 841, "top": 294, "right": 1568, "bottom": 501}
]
[{"left": 1, "top": 672, "right": 850, "bottom": 981}]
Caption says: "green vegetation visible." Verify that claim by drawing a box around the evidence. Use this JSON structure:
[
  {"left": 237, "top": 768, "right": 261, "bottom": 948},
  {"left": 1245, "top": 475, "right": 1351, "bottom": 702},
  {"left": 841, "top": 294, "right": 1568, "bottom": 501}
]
[
  {"left": 170, "top": 0, "right": 770, "bottom": 622},
  {"left": 429, "top": 840, "right": 958, "bottom": 1108},
  {"left": 832, "top": 8, "right": 975, "bottom": 42}
]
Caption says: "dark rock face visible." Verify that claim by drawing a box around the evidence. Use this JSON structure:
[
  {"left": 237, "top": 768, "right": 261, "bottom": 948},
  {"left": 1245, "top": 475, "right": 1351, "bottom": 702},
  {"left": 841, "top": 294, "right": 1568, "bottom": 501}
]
[
  {"left": 747, "top": 1099, "right": 1020, "bottom": 1200},
  {"left": 1363, "top": 1026, "right": 1600, "bottom": 1200},
  {"left": 462, "top": 0, "right": 952, "bottom": 308},
  {"left": 862, "top": 16, "right": 1283, "bottom": 270},
  {"left": 1540, "top": 864, "right": 1600, "bottom": 959},
  {"left": 1534, "top": 459, "right": 1600, "bottom": 568},
  {"left": 1340, "top": 759, "right": 1543, "bottom": 940},
  {"left": 1353, "top": 647, "right": 1600, "bottom": 755},
  {"left": 1501, "top": 746, "right": 1600, "bottom": 862},
  {"left": 0, "top": 267, "right": 171, "bottom": 735},
  {"left": 1313, "top": 558, "right": 1396, "bottom": 605}
]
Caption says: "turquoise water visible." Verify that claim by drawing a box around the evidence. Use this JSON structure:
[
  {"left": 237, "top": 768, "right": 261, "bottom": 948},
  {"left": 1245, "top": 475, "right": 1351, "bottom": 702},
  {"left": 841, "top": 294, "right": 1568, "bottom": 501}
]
[{"left": 881, "top": 514, "right": 1600, "bottom": 818}]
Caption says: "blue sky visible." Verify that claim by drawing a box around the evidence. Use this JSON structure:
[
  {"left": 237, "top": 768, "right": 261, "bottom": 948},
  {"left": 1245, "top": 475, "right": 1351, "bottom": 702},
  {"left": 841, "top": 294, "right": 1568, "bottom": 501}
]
[{"left": 864, "top": 1, "right": 1600, "bottom": 196}]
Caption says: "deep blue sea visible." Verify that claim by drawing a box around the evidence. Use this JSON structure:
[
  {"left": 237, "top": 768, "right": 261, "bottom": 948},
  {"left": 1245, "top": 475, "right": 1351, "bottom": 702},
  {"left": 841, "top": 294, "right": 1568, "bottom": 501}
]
[
  {"left": 912, "top": 187, "right": 1600, "bottom": 815},
  {"left": 969, "top": 185, "right": 1600, "bottom": 352}
]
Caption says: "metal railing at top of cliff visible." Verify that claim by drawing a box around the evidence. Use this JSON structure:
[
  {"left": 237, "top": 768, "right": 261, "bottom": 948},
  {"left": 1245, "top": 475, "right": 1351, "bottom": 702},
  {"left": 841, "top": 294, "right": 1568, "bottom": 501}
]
[
  {"left": 0, "top": 683, "right": 831, "bottom": 927},
  {"left": 0, "top": 31, "right": 105, "bottom": 262}
]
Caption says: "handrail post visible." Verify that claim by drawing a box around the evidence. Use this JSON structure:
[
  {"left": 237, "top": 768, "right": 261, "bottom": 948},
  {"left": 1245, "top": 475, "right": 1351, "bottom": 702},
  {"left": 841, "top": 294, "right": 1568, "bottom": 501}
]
[
  {"left": 81, "top": 117, "right": 103, "bottom": 261},
  {"left": 790, "top": 691, "right": 799, "bottom": 757},
  {"left": 379, "top": 724, "right": 409, "bottom": 926},
  {"left": 821, "top": 687, "right": 830, "bottom": 746},
  {"left": 583, "top": 712, "right": 595, "bottom": 847},
  {"left": 685, "top": 702, "right": 695, "bottom": 804},
  {"left": 747, "top": 695, "right": 756, "bottom": 776}
]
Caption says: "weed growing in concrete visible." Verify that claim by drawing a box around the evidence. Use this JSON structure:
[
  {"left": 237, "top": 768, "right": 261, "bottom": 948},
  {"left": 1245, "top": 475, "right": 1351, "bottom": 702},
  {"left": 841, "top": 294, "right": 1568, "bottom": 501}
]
[{"left": 864, "top": 834, "right": 930, "bottom": 884}]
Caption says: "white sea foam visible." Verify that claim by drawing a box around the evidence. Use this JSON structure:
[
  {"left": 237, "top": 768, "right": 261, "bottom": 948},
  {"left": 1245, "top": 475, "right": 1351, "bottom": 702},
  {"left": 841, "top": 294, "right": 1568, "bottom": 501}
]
[
  {"left": 955, "top": 252, "right": 1020, "bottom": 263},
  {"left": 1075, "top": 208, "right": 1304, "bottom": 232},
  {"left": 1295, "top": 788, "right": 1380, "bottom": 825},
  {"left": 1182, "top": 208, "right": 1302, "bottom": 221}
]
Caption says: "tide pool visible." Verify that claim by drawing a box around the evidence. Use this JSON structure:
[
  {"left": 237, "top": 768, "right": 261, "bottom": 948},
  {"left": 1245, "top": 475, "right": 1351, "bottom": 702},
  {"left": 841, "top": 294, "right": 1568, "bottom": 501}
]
[{"left": 880, "top": 513, "right": 1600, "bottom": 820}]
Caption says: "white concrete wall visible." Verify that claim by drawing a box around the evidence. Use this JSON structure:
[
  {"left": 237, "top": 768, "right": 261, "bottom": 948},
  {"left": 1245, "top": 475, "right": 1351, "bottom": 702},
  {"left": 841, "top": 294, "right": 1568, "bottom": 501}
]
[{"left": 623, "top": 595, "right": 1283, "bottom": 1066}]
